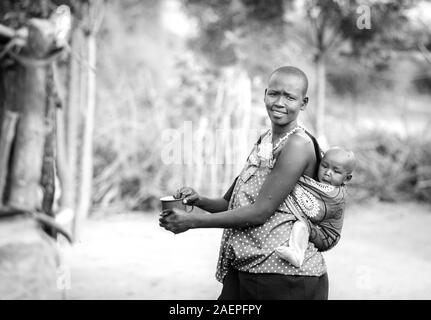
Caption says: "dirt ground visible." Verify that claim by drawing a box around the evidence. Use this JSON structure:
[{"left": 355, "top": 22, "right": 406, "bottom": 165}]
[{"left": 59, "top": 201, "right": 431, "bottom": 300}]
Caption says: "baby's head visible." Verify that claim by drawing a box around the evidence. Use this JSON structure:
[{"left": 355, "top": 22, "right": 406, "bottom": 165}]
[{"left": 317, "top": 147, "right": 356, "bottom": 186}]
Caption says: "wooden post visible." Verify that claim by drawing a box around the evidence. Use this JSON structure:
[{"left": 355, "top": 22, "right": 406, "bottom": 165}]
[
  {"left": 41, "top": 66, "right": 57, "bottom": 215},
  {"left": 7, "top": 64, "right": 47, "bottom": 210},
  {"left": 0, "top": 3, "right": 72, "bottom": 300},
  {"left": 74, "top": 0, "right": 104, "bottom": 237},
  {"left": 74, "top": 30, "right": 96, "bottom": 238},
  {"left": 315, "top": 53, "right": 325, "bottom": 138},
  {"left": 6, "top": 20, "right": 56, "bottom": 211},
  {"left": 0, "top": 110, "right": 19, "bottom": 204},
  {"left": 55, "top": 26, "right": 83, "bottom": 226},
  {"left": 40, "top": 66, "right": 58, "bottom": 237}
]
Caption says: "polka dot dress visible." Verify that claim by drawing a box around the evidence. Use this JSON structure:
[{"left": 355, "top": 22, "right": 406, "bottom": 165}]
[{"left": 215, "top": 129, "right": 327, "bottom": 283}]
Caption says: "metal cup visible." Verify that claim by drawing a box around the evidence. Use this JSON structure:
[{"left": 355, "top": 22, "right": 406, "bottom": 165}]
[{"left": 160, "top": 196, "right": 194, "bottom": 213}]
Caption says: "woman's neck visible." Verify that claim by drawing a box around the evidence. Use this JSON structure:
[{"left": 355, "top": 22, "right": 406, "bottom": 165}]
[{"left": 271, "top": 121, "right": 298, "bottom": 140}]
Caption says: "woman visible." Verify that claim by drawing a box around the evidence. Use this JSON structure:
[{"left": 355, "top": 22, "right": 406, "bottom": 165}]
[{"left": 160, "top": 66, "right": 333, "bottom": 300}]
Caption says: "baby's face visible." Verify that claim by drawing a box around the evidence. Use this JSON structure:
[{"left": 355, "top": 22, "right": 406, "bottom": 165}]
[{"left": 317, "top": 150, "right": 352, "bottom": 186}]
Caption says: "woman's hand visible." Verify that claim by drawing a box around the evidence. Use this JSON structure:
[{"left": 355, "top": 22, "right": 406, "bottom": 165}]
[
  {"left": 174, "top": 187, "right": 201, "bottom": 206},
  {"left": 159, "top": 208, "right": 197, "bottom": 234}
]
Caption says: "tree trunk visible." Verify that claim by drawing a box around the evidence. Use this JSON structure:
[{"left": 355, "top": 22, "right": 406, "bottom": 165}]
[
  {"left": 0, "top": 110, "right": 19, "bottom": 205},
  {"left": 315, "top": 53, "right": 327, "bottom": 147},
  {"left": 6, "top": 18, "right": 60, "bottom": 211},
  {"left": 40, "top": 66, "right": 57, "bottom": 237},
  {"left": 41, "top": 66, "right": 57, "bottom": 215},
  {"left": 0, "top": 2, "right": 73, "bottom": 300},
  {"left": 7, "top": 64, "right": 47, "bottom": 211},
  {"left": 74, "top": 31, "right": 96, "bottom": 238},
  {"left": 56, "top": 27, "right": 83, "bottom": 223}
]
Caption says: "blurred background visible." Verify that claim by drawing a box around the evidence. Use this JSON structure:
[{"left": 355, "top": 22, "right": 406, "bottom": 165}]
[
  {"left": 1, "top": 0, "right": 431, "bottom": 300},
  {"left": 94, "top": 0, "right": 431, "bottom": 208}
]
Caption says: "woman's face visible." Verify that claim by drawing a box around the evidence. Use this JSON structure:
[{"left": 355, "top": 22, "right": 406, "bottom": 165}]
[{"left": 264, "top": 72, "right": 307, "bottom": 128}]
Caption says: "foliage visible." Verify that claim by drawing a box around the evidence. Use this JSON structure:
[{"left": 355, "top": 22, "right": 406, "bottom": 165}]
[
  {"left": 349, "top": 130, "right": 431, "bottom": 203},
  {"left": 0, "top": 0, "right": 87, "bottom": 25},
  {"left": 88, "top": 0, "right": 431, "bottom": 213},
  {"left": 91, "top": 1, "right": 221, "bottom": 211},
  {"left": 181, "top": 0, "right": 288, "bottom": 72},
  {"left": 325, "top": 54, "right": 395, "bottom": 97}
]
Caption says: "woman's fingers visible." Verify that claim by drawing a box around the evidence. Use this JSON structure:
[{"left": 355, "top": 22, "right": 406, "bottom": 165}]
[
  {"left": 173, "top": 191, "right": 179, "bottom": 199},
  {"left": 159, "top": 220, "right": 178, "bottom": 234},
  {"left": 179, "top": 187, "right": 193, "bottom": 199},
  {"left": 174, "top": 187, "right": 188, "bottom": 199},
  {"left": 159, "top": 209, "right": 190, "bottom": 234},
  {"left": 159, "top": 217, "right": 168, "bottom": 226},
  {"left": 159, "top": 217, "right": 173, "bottom": 229},
  {"left": 174, "top": 189, "right": 183, "bottom": 199},
  {"left": 174, "top": 187, "right": 198, "bottom": 204},
  {"left": 159, "top": 208, "right": 189, "bottom": 235},
  {"left": 183, "top": 193, "right": 198, "bottom": 204},
  {"left": 159, "top": 209, "right": 178, "bottom": 225},
  {"left": 160, "top": 209, "right": 173, "bottom": 218}
]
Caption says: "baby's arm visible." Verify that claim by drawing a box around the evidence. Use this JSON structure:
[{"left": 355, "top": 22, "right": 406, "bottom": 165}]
[{"left": 305, "top": 207, "right": 345, "bottom": 251}]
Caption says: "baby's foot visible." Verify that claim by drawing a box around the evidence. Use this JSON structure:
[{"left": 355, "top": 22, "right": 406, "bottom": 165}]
[{"left": 275, "top": 246, "right": 303, "bottom": 268}]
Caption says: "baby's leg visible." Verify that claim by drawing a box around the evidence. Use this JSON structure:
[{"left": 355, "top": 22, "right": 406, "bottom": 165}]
[{"left": 275, "top": 220, "right": 309, "bottom": 268}]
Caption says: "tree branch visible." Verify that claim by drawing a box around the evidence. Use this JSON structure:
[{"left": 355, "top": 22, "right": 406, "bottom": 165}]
[{"left": 418, "top": 41, "right": 431, "bottom": 65}]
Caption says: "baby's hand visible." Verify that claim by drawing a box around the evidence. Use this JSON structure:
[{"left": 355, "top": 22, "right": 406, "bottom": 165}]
[{"left": 174, "top": 187, "right": 200, "bottom": 206}]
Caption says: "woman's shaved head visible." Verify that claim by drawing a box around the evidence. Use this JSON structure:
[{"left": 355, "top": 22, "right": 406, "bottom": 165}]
[{"left": 269, "top": 66, "right": 309, "bottom": 96}]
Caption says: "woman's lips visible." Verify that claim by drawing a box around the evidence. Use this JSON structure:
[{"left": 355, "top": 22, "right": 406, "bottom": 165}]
[{"left": 272, "top": 110, "right": 287, "bottom": 117}]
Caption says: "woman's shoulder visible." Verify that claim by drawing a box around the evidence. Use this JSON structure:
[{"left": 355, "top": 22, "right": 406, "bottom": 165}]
[
  {"left": 291, "top": 128, "right": 313, "bottom": 144},
  {"left": 272, "top": 128, "right": 315, "bottom": 166},
  {"left": 282, "top": 129, "right": 314, "bottom": 152}
]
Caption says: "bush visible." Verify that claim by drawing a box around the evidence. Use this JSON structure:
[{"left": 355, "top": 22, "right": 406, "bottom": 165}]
[
  {"left": 349, "top": 130, "right": 431, "bottom": 203},
  {"left": 326, "top": 58, "right": 393, "bottom": 98}
]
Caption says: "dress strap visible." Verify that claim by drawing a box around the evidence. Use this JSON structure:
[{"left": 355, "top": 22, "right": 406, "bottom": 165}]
[
  {"left": 303, "top": 130, "right": 323, "bottom": 178},
  {"left": 256, "top": 129, "right": 271, "bottom": 145}
]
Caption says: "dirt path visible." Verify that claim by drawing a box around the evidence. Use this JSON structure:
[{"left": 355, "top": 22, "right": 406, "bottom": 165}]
[{"left": 60, "top": 201, "right": 431, "bottom": 300}]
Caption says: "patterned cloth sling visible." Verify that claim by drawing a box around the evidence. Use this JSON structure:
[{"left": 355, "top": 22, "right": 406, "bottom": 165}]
[{"left": 283, "top": 175, "right": 347, "bottom": 251}]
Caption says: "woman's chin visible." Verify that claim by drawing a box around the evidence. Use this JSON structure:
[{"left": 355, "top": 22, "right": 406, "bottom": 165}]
[{"left": 270, "top": 117, "right": 287, "bottom": 126}]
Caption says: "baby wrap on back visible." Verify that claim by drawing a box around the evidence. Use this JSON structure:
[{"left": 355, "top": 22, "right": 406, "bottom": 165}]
[{"left": 284, "top": 175, "right": 347, "bottom": 251}]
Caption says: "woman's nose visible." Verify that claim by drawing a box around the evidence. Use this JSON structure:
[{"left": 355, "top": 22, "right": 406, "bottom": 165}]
[{"left": 275, "top": 95, "right": 286, "bottom": 105}]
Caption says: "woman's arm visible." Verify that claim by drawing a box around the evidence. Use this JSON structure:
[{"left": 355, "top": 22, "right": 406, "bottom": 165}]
[
  {"left": 176, "top": 177, "right": 237, "bottom": 213},
  {"left": 196, "top": 197, "right": 229, "bottom": 213},
  {"left": 161, "top": 135, "right": 315, "bottom": 232}
]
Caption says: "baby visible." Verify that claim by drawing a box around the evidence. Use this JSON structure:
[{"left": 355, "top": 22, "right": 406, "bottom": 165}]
[{"left": 275, "top": 146, "right": 356, "bottom": 267}]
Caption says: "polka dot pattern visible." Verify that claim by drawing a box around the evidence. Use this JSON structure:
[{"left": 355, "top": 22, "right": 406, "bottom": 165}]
[{"left": 215, "top": 129, "right": 327, "bottom": 283}]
